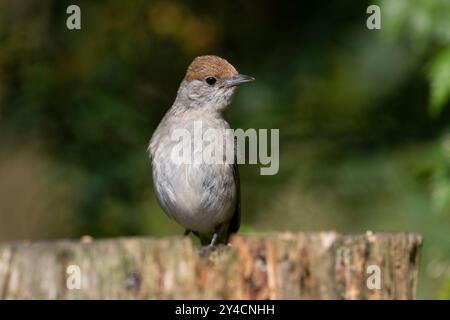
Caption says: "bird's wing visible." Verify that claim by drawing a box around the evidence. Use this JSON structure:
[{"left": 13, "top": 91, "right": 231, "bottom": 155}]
[{"left": 228, "top": 151, "right": 241, "bottom": 235}]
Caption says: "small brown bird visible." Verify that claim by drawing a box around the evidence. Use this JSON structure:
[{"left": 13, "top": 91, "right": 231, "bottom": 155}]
[{"left": 149, "top": 55, "right": 254, "bottom": 245}]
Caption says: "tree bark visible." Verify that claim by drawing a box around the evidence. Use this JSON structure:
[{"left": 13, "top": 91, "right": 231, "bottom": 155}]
[{"left": 0, "top": 232, "right": 422, "bottom": 299}]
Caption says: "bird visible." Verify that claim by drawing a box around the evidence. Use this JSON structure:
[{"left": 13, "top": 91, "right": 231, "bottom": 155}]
[{"left": 149, "top": 55, "right": 254, "bottom": 246}]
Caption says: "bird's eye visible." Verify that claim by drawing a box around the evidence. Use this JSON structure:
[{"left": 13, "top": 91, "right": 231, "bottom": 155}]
[{"left": 205, "top": 76, "right": 217, "bottom": 85}]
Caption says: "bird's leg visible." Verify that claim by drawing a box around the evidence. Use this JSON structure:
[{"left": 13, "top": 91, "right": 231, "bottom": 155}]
[
  {"left": 183, "top": 229, "right": 191, "bottom": 237},
  {"left": 209, "top": 233, "right": 218, "bottom": 247}
]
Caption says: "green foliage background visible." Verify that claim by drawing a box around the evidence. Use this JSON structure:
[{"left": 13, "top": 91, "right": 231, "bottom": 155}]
[{"left": 1, "top": 0, "right": 450, "bottom": 298}]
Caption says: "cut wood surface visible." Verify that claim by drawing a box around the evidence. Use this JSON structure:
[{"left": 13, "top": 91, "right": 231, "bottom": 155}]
[{"left": 0, "top": 232, "right": 422, "bottom": 299}]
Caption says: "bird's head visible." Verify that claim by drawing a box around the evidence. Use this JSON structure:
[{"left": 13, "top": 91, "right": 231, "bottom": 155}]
[{"left": 175, "top": 55, "right": 254, "bottom": 111}]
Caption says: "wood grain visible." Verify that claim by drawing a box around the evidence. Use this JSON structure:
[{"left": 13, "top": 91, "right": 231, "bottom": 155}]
[{"left": 0, "top": 232, "right": 422, "bottom": 299}]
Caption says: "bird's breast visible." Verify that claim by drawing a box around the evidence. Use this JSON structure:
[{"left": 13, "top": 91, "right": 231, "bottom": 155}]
[{"left": 150, "top": 115, "right": 237, "bottom": 233}]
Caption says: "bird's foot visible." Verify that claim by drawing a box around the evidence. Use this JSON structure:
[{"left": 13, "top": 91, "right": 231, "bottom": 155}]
[{"left": 209, "top": 233, "right": 218, "bottom": 247}]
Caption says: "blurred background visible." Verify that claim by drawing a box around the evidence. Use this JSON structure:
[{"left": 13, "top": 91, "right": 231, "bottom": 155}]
[{"left": 1, "top": 0, "right": 450, "bottom": 298}]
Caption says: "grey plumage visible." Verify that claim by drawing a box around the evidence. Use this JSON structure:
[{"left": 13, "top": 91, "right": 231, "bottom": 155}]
[{"left": 149, "top": 55, "right": 253, "bottom": 245}]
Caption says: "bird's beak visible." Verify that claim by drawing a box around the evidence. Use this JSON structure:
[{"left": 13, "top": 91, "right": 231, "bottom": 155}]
[{"left": 225, "top": 74, "right": 255, "bottom": 87}]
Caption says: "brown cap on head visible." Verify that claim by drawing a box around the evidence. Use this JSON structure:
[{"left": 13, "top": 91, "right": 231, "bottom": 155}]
[{"left": 184, "top": 55, "right": 238, "bottom": 82}]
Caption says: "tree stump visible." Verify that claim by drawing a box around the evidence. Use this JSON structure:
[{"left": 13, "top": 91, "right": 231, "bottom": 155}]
[{"left": 0, "top": 232, "right": 422, "bottom": 299}]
